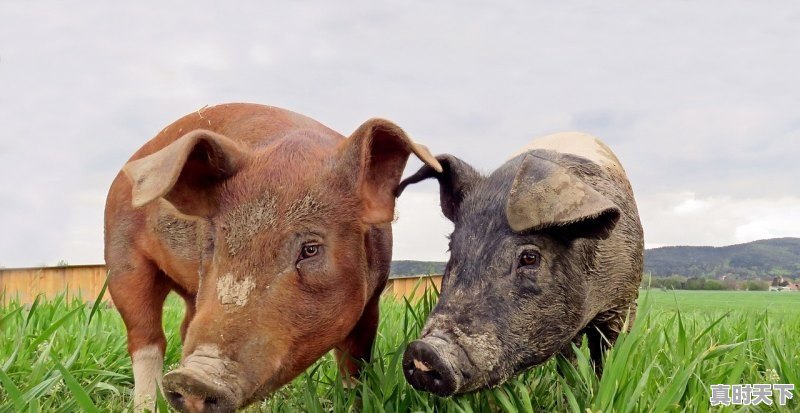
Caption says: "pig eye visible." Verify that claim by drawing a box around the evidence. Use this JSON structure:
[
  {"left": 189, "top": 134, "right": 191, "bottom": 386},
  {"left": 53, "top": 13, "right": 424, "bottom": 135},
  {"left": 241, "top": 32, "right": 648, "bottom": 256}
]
[
  {"left": 518, "top": 250, "right": 540, "bottom": 268},
  {"left": 299, "top": 243, "right": 321, "bottom": 260}
]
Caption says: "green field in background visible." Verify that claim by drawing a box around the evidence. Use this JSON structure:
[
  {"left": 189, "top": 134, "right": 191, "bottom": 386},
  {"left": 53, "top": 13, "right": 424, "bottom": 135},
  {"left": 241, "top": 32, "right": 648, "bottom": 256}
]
[{"left": 644, "top": 289, "right": 800, "bottom": 315}]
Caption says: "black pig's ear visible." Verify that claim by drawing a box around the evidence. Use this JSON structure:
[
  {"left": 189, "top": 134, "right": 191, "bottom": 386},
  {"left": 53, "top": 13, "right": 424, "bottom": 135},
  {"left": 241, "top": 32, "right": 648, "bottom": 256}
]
[
  {"left": 506, "top": 154, "right": 620, "bottom": 239},
  {"left": 396, "top": 155, "right": 480, "bottom": 222}
]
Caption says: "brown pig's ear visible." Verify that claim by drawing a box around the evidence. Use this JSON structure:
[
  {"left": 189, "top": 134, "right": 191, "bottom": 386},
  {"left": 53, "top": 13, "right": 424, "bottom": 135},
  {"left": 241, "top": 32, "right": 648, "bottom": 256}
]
[
  {"left": 341, "top": 119, "right": 443, "bottom": 224},
  {"left": 122, "top": 129, "right": 248, "bottom": 216},
  {"left": 506, "top": 154, "right": 620, "bottom": 238},
  {"left": 396, "top": 154, "right": 481, "bottom": 222}
]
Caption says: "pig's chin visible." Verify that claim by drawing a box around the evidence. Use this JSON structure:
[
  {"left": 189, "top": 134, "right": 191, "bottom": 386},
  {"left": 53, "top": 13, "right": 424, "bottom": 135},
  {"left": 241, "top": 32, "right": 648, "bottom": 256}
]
[
  {"left": 240, "top": 375, "right": 286, "bottom": 408},
  {"left": 455, "top": 359, "right": 514, "bottom": 395},
  {"left": 457, "top": 344, "right": 565, "bottom": 394}
]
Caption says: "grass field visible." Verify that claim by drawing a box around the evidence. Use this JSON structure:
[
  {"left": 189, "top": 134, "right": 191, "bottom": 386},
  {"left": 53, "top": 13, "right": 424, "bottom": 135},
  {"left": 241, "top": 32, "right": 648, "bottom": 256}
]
[{"left": 1, "top": 287, "right": 799, "bottom": 412}]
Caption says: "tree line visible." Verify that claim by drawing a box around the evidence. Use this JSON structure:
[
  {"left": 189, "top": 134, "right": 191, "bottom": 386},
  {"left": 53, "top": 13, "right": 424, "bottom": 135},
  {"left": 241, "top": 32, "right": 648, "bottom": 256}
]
[{"left": 639, "top": 274, "right": 786, "bottom": 291}]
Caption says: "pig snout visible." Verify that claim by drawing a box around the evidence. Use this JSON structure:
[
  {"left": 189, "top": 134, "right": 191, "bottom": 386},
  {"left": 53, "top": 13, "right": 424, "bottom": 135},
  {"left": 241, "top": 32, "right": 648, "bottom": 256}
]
[
  {"left": 162, "top": 352, "right": 243, "bottom": 413},
  {"left": 403, "top": 333, "right": 470, "bottom": 397}
]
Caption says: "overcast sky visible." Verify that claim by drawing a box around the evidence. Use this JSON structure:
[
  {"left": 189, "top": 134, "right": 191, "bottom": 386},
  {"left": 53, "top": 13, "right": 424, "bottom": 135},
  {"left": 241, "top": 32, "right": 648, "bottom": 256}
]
[{"left": 1, "top": 1, "right": 798, "bottom": 267}]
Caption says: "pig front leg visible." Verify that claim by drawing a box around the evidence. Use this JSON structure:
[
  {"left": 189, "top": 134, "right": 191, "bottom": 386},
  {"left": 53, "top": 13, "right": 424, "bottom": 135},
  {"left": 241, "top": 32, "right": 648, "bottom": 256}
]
[
  {"left": 585, "top": 323, "right": 617, "bottom": 376},
  {"left": 556, "top": 333, "right": 585, "bottom": 377},
  {"left": 585, "top": 304, "right": 636, "bottom": 376},
  {"left": 334, "top": 293, "right": 381, "bottom": 388},
  {"left": 174, "top": 290, "right": 196, "bottom": 342},
  {"left": 107, "top": 256, "right": 171, "bottom": 412},
  {"left": 558, "top": 333, "right": 585, "bottom": 363}
]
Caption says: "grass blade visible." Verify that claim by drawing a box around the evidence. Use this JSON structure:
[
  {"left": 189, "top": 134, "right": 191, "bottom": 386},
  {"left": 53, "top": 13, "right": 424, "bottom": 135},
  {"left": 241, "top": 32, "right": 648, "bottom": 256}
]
[
  {"left": 0, "top": 366, "right": 25, "bottom": 411},
  {"left": 53, "top": 362, "right": 100, "bottom": 413}
]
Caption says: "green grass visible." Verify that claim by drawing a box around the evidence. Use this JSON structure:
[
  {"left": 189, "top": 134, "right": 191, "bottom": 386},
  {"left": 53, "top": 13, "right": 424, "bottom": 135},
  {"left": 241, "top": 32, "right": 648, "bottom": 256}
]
[{"left": 1, "top": 287, "right": 799, "bottom": 412}]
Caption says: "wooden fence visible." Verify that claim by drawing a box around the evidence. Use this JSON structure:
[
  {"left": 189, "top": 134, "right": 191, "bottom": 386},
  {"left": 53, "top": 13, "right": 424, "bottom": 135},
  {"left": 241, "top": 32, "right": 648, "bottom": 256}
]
[
  {"left": 0, "top": 264, "right": 441, "bottom": 305},
  {"left": 383, "top": 274, "right": 442, "bottom": 301},
  {"left": 0, "top": 264, "right": 110, "bottom": 304}
]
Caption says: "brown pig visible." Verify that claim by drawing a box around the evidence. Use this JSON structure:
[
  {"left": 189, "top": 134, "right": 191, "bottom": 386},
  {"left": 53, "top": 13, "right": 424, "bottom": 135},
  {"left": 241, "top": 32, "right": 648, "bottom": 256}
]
[
  {"left": 103, "top": 103, "right": 441, "bottom": 412},
  {"left": 397, "top": 132, "right": 643, "bottom": 396}
]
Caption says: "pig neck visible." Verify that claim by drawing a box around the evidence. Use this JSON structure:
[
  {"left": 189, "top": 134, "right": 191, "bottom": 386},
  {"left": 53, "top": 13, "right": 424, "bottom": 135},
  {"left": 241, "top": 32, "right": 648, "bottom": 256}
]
[{"left": 362, "top": 223, "right": 393, "bottom": 300}]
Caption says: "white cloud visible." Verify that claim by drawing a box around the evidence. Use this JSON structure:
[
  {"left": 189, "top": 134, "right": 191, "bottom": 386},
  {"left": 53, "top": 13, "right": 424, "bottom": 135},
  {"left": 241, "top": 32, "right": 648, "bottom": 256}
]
[
  {"left": 639, "top": 193, "right": 800, "bottom": 248},
  {"left": 1, "top": 0, "right": 799, "bottom": 266},
  {"left": 248, "top": 45, "right": 274, "bottom": 67},
  {"left": 672, "top": 194, "right": 709, "bottom": 214},
  {"left": 169, "top": 45, "right": 231, "bottom": 72},
  {"left": 734, "top": 222, "right": 773, "bottom": 243},
  {"left": 392, "top": 186, "right": 453, "bottom": 261}
]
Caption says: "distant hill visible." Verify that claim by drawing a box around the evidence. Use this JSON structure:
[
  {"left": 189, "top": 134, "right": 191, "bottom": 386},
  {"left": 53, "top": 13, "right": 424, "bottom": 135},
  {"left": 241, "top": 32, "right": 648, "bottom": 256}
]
[
  {"left": 645, "top": 238, "right": 800, "bottom": 279},
  {"left": 390, "top": 238, "right": 800, "bottom": 280},
  {"left": 390, "top": 260, "right": 445, "bottom": 277}
]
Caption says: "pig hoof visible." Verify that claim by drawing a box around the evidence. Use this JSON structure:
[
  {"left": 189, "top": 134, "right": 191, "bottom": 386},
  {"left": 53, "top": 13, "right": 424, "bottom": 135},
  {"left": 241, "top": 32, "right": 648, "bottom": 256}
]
[
  {"left": 403, "top": 340, "right": 459, "bottom": 397},
  {"left": 341, "top": 377, "right": 359, "bottom": 390}
]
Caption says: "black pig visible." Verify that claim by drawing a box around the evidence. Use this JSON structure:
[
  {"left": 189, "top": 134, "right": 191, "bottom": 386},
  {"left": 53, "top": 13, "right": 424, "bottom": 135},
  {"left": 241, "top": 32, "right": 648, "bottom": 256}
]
[{"left": 397, "top": 132, "right": 644, "bottom": 396}]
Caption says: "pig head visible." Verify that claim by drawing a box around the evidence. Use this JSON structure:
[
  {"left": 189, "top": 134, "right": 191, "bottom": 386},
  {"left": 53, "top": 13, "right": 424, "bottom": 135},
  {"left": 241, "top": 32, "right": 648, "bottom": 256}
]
[
  {"left": 104, "top": 104, "right": 442, "bottom": 412},
  {"left": 395, "top": 133, "right": 643, "bottom": 396}
]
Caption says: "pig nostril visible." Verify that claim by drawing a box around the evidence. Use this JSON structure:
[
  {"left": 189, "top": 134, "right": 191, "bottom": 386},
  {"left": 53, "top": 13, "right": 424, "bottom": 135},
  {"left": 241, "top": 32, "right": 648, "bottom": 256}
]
[
  {"left": 166, "top": 391, "right": 184, "bottom": 406},
  {"left": 410, "top": 358, "right": 444, "bottom": 384},
  {"left": 427, "top": 369, "right": 443, "bottom": 382}
]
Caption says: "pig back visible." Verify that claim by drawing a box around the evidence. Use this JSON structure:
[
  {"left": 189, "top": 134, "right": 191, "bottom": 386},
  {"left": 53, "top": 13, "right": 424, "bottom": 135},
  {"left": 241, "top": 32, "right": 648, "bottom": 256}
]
[{"left": 127, "top": 103, "right": 344, "bottom": 163}]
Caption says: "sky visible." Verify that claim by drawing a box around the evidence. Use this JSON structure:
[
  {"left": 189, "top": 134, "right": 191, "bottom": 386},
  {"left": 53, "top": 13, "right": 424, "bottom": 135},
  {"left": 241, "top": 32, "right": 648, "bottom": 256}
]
[{"left": 1, "top": 1, "right": 799, "bottom": 267}]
